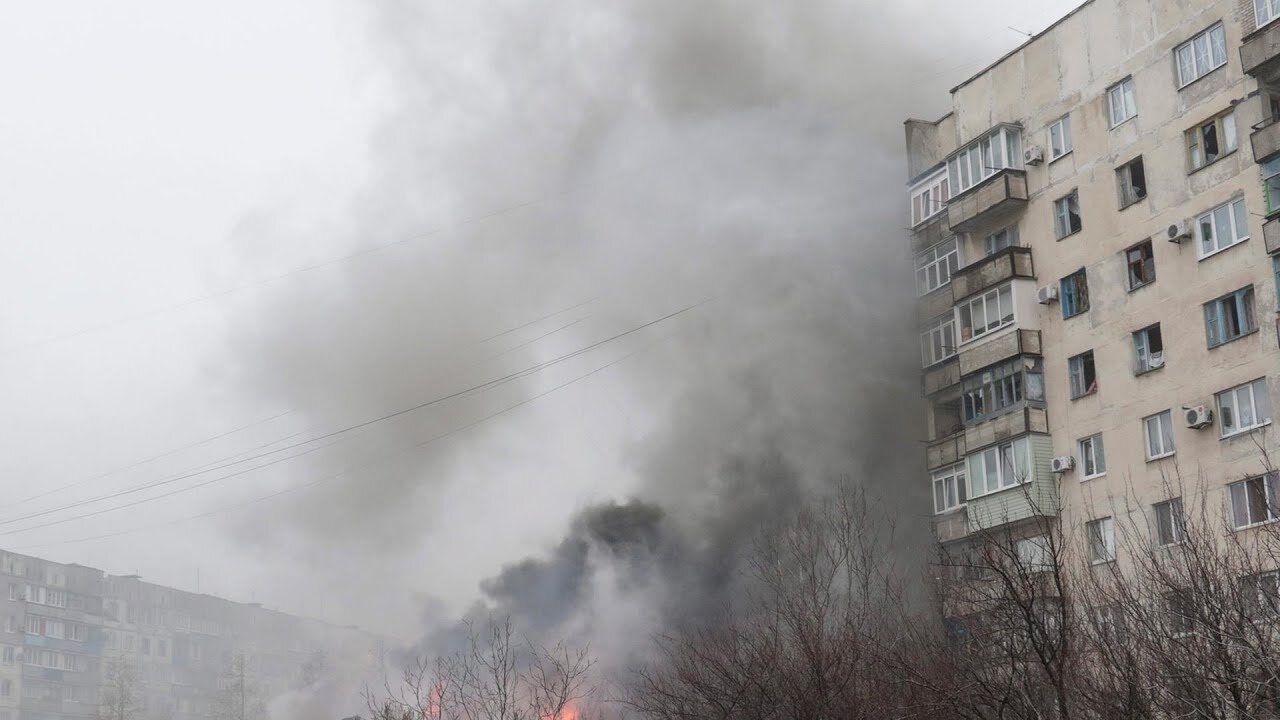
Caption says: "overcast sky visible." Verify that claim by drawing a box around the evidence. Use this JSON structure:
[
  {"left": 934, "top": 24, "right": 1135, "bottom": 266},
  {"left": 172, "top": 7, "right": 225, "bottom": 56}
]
[{"left": 0, "top": 0, "right": 1082, "bottom": 639}]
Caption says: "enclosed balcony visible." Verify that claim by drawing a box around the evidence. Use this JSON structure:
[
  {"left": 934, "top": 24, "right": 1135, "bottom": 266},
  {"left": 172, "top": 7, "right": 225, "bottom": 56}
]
[
  {"left": 965, "top": 433, "right": 1059, "bottom": 532},
  {"left": 922, "top": 356, "right": 961, "bottom": 396},
  {"left": 946, "top": 170, "right": 1029, "bottom": 233},
  {"left": 933, "top": 507, "right": 969, "bottom": 544},
  {"left": 1266, "top": 215, "right": 1280, "bottom": 255},
  {"left": 951, "top": 246, "right": 1034, "bottom": 304},
  {"left": 926, "top": 430, "right": 966, "bottom": 471},
  {"left": 964, "top": 406, "right": 1048, "bottom": 454},
  {"left": 959, "top": 329, "right": 1042, "bottom": 376},
  {"left": 1241, "top": 19, "right": 1280, "bottom": 82},
  {"left": 1252, "top": 115, "right": 1280, "bottom": 163}
]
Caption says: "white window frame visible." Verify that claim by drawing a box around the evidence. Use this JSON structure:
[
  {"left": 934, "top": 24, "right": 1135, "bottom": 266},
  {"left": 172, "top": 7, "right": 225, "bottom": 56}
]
[
  {"left": 1053, "top": 191, "right": 1082, "bottom": 238},
  {"left": 910, "top": 168, "right": 950, "bottom": 227},
  {"left": 1216, "top": 378, "right": 1273, "bottom": 438},
  {"left": 1107, "top": 77, "right": 1138, "bottom": 128},
  {"left": 932, "top": 463, "right": 967, "bottom": 514},
  {"left": 956, "top": 283, "right": 1015, "bottom": 345},
  {"left": 916, "top": 237, "right": 961, "bottom": 296},
  {"left": 985, "top": 225, "right": 1018, "bottom": 256},
  {"left": 1187, "top": 110, "right": 1237, "bottom": 171},
  {"left": 1261, "top": 0, "right": 1280, "bottom": 28},
  {"left": 920, "top": 314, "right": 956, "bottom": 368},
  {"left": 1144, "top": 410, "right": 1176, "bottom": 460},
  {"left": 1087, "top": 517, "right": 1116, "bottom": 564},
  {"left": 1047, "top": 115, "right": 1072, "bottom": 160},
  {"left": 1175, "top": 23, "right": 1227, "bottom": 88},
  {"left": 1016, "top": 534, "right": 1054, "bottom": 572},
  {"left": 946, "top": 126, "right": 1023, "bottom": 196},
  {"left": 1154, "top": 498, "right": 1185, "bottom": 546},
  {"left": 1196, "top": 197, "right": 1249, "bottom": 258},
  {"left": 1078, "top": 433, "right": 1106, "bottom": 479},
  {"left": 967, "top": 437, "right": 1030, "bottom": 498},
  {"left": 1229, "top": 473, "right": 1280, "bottom": 529},
  {"left": 1133, "top": 324, "right": 1163, "bottom": 374}
]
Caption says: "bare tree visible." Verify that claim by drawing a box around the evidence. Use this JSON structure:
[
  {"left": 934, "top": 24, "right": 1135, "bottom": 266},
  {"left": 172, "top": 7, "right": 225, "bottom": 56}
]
[
  {"left": 214, "top": 652, "right": 268, "bottom": 720},
  {"left": 370, "top": 616, "right": 595, "bottom": 720},
  {"left": 98, "top": 657, "right": 143, "bottom": 720}
]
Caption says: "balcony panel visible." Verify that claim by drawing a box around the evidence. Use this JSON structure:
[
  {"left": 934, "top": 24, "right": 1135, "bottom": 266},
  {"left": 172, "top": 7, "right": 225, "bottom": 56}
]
[
  {"left": 926, "top": 431, "right": 965, "bottom": 471},
  {"left": 922, "top": 356, "right": 960, "bottom": 396},
  {"left": 951, "top": 246, "right": 1035, "bottom": 303},
  {"left": 916, "top": 284, "right": 954, "bottom": 324},
  {"left": 1252, "top": 118, "right": 1280, "bottom": 163},
  {"left": 1265, "top": 216, "right": 1280, "bottom": 255},
  {"left": 967, "top": 433, "right": 1059, "bottom": 532},
  {"left": 964, "top": 406, "right": 1048, "bottom": 453},
  {"left": 911, "top": 213, "right": 951, "bottom": 254},
  {"left": 958, "top": 329, "right": 1042, "bottom": 376},
  {"left": 933, "top": 507, "right": 969, "bottom": 544},
  {"left": 946, "top": 170, "right": 1028, "bottom": 233},
  {"left": 1242, "top": 20, "right": 1280, "bottom": 81}
]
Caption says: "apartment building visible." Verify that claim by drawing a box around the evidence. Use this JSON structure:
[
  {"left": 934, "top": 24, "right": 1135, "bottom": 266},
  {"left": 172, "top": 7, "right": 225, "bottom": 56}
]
[
  {"left": 908, "top": 0, "right": 1280, "bottom": 565},
  {"left": 0, "top": 551, "right": 384, "bottom": 720}
]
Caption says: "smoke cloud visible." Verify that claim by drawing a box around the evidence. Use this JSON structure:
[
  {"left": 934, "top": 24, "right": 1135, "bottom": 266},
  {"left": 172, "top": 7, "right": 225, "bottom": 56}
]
[{"left": 219, "top": 0, "right": 1040, "bottom": 703}]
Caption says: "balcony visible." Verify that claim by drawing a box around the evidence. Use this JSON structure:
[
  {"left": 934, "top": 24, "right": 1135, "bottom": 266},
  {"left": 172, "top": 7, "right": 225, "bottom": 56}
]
[
  {"left": 911, "top": 212, "right": 951, "bottom": 254},
  {"left": 1241, "top": 19, "right": 1280, "bottom": 82},
  {"left": 945, "top": 169, "right": 1028, "bottom": 233},
  {"left": 964, "top": 406, "right": 1048, "bottom": 454},
  {"left": 933, "top": 507, "right": 968, "bottom": 544},
  {"left": 1265, "top": 215, "right": 1280, "bottom": 255},
  {"left": 1253, "top": 117, "right": 1280, "bottom": 163},
  {"left": 959, "top": 329, "right": 1041, "bottom": 376},
  {"left": 922, "top": 356, "right": 960, "bottom": 396},
  {"left": 967, "top": 434, "right": 1059, "bottom": 532},
  {"left": 926, "top": 430, "right": 966, "bottom": 471},
  {"left": 951, "top": 245, "right": 1035, "bottom": 303}
]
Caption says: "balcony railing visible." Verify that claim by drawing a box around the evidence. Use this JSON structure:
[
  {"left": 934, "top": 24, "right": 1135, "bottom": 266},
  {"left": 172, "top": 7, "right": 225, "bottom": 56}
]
[
  {"left": 926, "top": 430, "right": 966, "bottom": 471},
  {"left": 1265, "top": 215, "right": 1280, "bottom": 255},
  {"left": 933, "top": 507, "right": 969, "bottom": 544},
  {"left": 964, "top": 406, "right": 1048, "bottom": 454},
  {"left": 1241, "top": 19, "right": 1280, "bottom": 81},
  {"left": 911, "top": 211, "right": 950, "bottom": 254},
  {"left": 922, "top": 356, "right": 960, "bottom": 396},
  {"left": 951, "top": 245, "right": 1034, "bottom": 303},
  {"left": 1253, "top": 116, "right": 1280, "bottom": 163},
  {"left": 958, "top": 329, "right": 1041, "bottom": 376},
  {"left": 945, "top": 169, "right": 1028, "bottom": 233}
]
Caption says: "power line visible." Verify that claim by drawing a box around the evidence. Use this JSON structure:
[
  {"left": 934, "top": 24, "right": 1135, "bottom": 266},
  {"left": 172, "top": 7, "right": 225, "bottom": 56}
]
[{"left": 0, "top": 301, "right": 704, "bottom": 531}]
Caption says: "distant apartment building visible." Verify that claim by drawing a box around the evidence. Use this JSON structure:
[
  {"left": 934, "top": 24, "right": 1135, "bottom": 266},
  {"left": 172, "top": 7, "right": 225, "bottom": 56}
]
[
  {"left": 0, "top": 551, "right": 384, "bottom": 720},
  {"left": 908, "top": 0, "right": 1280, "bottom": 563}
]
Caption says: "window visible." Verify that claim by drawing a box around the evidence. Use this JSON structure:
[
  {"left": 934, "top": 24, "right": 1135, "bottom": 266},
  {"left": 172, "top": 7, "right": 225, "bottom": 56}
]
[
  {"left": 141, "top": 637, "right": 151, "bottom": 655},
  {"left": 1217, "top": 378, "right": 1273, "bottom": 437},
  {"left": 920, "top": 314, "right": 956, "bottom": 368},
  {"left": 985, "top": 225, "right": 1017, "bottom": 256},
  {"left": 1126, "top": 240, "right": 1155, "bottom": 290},
  {"left": 962, "top": 357, "right": 1044, "bottom": 423},
  {"left": 1048, "top": 115, "right": 1072, "bottom": 160},
  {"left": 947, "top": 126, "right": 1023, "bottom": 195},
  {"left": 1196, "top": 197, "right": 1249, "bottom": 257},
  {"left": 1, "top": 647, "right": 12, "bottom": 666},
  {"left": 1144, "top": 411, "right": 1176, "bottom": 459},
  {"left": 1116, "top": 157, "right": 1147, "bottom": 207},
  {"left": 1133, "top": 324, "right": 1164, "bottom": 374},
  {"left": 1068, "top": 351, "right": 1097, "bottom": 399},
  {"left": 1261, "top": 0, "right": 1280, "bottom": 28},
  {"left": 967, "top": 437, "right": 1030, "bottom": 497},
  {"left": 1264, "top": 156, "right": 1280, "bottom": 215},
  {"left": 1187, "top": 110, "right": 1237, "bottom": 170},
  {"left": 1243, "top": 571, "right": 1280, "bottom": 619},
  {"left": 1087, "top": 518, "right": 1115, "bottom": 564},
  {"left": 1229, "top": 473, "right": 1280, "bottom": 529},
  {"left": 1060, "top": 269, "right": 1089, "bottom": 318},
  {"left": 3, "top": 618, "right": 12, "bottom": 634},
  {"left": 932, "top": 463, "right": 967, "bottom": 514},
  {"left": 1204, "top": 286, "right": 1256, "bottom": 347},
  {"left": 1, "top": 679, "right": 9, "bottom": 698},
  {"left": 1054, "top": 191, "right": 1082, "bottom": 238},
  {"left": 916, "top": 237, "right": 961, "bottom": 295},
  {"left": 910, "top": 168, "right": 950, "bottom": 226},
  {"left": 5, "top": 585, "right": 13, "bottom": 602},
  {"left": 1166, "top": 591, "right": 1195, "bottom": 637},
  {"left": 1275, "top": 257, "right": 1280, "bottom": 304},
  {"left": 1175, "top": 23, "right": 1227, "bottom": 87},
  {"left": 1079, "top": 434, "right": 1106, "bottom": 479},
  {"left": 1016, "top": 535, "right": 1053, "bottom": 572},
  {"left": 1107, "top": 77, "right": 1137, "bottom": 127},
  {"left": 1154, "top": 498, "right": 1185, "bottom": 546},
  {"left": 957, "top": 283, "right": 1014, "bottom": 343}
]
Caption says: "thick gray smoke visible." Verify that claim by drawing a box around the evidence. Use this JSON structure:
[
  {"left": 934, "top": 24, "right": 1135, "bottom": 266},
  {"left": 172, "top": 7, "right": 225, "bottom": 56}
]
[{"left": 221, "top": 0, "right": 1027, "bottom": 703}]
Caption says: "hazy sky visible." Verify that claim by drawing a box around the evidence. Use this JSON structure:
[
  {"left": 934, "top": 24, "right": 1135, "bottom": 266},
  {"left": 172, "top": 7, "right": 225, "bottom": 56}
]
[{"left": 0, "top": 0, "right": 1082, "bottom": 639}]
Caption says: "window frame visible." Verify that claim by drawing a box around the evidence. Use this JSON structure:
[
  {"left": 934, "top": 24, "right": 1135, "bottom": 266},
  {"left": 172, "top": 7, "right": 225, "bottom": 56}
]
[
  {"left": 967, "top": 437, "right": 1031, "bottom": 499},
  {"left": 1203, "top": 286, "right": 1257, "bottom": 347},
  {"left": 961, "top": 356, "right": 1045, "bottom": 424},
  {"left": 1154, "top": 497, "right": 1186, "bottom": 546},
  {"left": 1068, "top": 351, "right": 1098, "bottom": 399},
  {"left": 1078, "top": 433, "right": 1106, "bottom": 479},
  {"left": 1054, "top": 190, "right": 1083, "bottom": 239},
  {"left": 1264, "top": 155, "right": 1280, "bottom": 216},
  {"left": 1261, "top": 0, "right": 1280, "bottom": 28},
  {"left": 946, "top": 126, "right": 1023, "bottom": 197},
  {"left": 1132, "top": 324, "right": 1164, "bottom": 375},
  {"left": 1143, "top": 410, "right": 1176, "bottom": 460},
  {"left": 1195, "top": 197, "right": 1249, "bottom": 259},
  {"left": 910, "top": 168, "right": 951, "bottom": 227},
  {"left": 984, "top": 225, "right": 1018, "bottom": 256},
  {"left": 1186, "top": 109, "right": 1238, "bottom": 172},
  {"left": 1107, "top": 77, "right": 1138, "bottom": 128},
  {"left": 1087, "top": 517, "right": 1116, "bottom": 565},
  {"left": 1116, "top": 156, "right": 1147, "bottom": 209},
  {"left": 1175, "top": 22, "right": 1228, "bottom": 88},
  {"left": 920, "top": 313, "right": 957, "bottom": 368},
  {"left": 1229, "top": 472, "right": 1280, "bottom": 530},
  {"left": 932, "top": 462, "right": 967, "bottom": 514},
  {"left": 1125, "top": 240, "right": 1156, "bottom": 290},
  {"left": 1060, "top": 268, "right": 1090, "bottom": 318},
  {"left": 1047, "top": 115, "right": 1072, "bottom": 160},
  {"left": 1216, "top": 377, "right": 1273, "bottom": 438},
  {"left": 956, "top": 282, "right": 1015, "bottom": 345},
  {"left": 916, "top": 237, "right": 962, "bottom": 296}
]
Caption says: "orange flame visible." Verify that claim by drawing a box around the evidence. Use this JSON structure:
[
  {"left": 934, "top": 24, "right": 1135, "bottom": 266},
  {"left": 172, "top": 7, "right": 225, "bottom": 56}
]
[{"left": 546, "top": 700, "right": 580, "bottom": 720}]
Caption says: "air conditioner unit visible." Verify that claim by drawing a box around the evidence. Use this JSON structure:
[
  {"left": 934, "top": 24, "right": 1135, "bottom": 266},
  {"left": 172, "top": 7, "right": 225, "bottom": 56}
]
[
  {"left": 1037, "top": 285, "right": 1059, "bottom": 304},
  {"left": 1024, "top": 146, "right": 1045, "bottom": 165},
  {"left": 1148, "top": 352, "right": 1165, "bottom": 369},
  {"left": 1167, "top": 221, "right": 1192, "bottom": 243},
  {"left": 1184, "top": 405, "right": 1214, "bottom": 429},
  {"left": 1051, "top": 456, "right": 1076, "bottom": 473}
]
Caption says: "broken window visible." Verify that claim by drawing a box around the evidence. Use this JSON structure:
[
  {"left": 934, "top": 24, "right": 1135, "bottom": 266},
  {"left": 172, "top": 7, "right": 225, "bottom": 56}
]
[
  {"left": 1133, "top": 324, "right": 1164, "bottom": 374},
  {"left": 1054, "top": 191, "right": 1082, "bottom": 238},
  {"left": 1203, "top": 286, "right": 1256, "bottom": 347},
  {"left": 1126, "top": 240, "right": 1155, "bottom": 289},
  {"left": 1186, "top": 110, "right": 1237, "bottom": 170},
  {"left": 1116, "top": 157, "right": 1147, "bottom": 207},
  {"left": 1068, "top": 351, "right": 1097, "bottom": 399},
  {"left": 1059, "top": 268, "right": 1089, "bottom": 318}
]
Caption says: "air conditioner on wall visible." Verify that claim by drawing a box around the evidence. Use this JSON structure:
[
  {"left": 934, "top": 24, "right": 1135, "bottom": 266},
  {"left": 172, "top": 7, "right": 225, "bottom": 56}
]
[
  {"left": 1024, "top": 146, "right": 1045, "bottom": 165},
  {"left": 1037, "top": 285, "right": 1059, "bottom": 304},
  {"left": 1051, "top": 456, "right": 1076, "bottom": 473},
  {"left": 1184, "top": 405, "right": 1213, "bottom": 429},
  {"left": 1167, "top": 221, "right": 1192, "bottom": 243}
]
